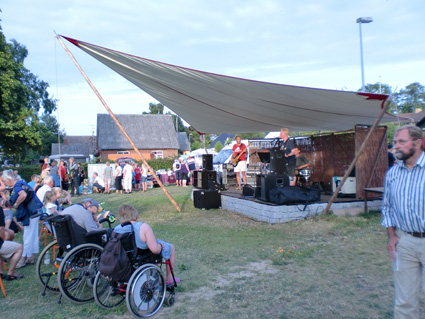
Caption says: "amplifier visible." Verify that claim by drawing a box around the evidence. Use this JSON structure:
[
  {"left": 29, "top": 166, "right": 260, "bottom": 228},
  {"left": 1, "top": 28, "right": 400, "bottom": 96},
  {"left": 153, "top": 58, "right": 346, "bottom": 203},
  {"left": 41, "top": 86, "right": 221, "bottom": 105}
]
[
  {"left": 193, "top": 170, "right": 217, "bottom": 189},
  {"left": 256, "top": 174, "right": 289, "bottom": 202},
  {"left": 193, "top": 189, "right": 221, "bottom": 210}
]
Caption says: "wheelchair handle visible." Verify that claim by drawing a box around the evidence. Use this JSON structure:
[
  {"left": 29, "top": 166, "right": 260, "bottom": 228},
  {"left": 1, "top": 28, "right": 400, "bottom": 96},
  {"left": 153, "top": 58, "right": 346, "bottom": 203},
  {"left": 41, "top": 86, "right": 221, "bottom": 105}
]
[
  {"left": 98, "top": 217, "right": 110, "bottom": 224},
  {"left": 31, "top": 212, "right": 45, "bottom": 219}
]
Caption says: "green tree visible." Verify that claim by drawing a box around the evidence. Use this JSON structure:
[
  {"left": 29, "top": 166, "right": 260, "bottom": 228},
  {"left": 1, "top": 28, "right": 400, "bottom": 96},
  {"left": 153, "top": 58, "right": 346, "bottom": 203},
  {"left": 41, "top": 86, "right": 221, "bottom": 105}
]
[
  {"left": 214, "top": 141, "right": 224, "bottom": 152},
  {"left": 187, "top": 127, "right": 211, "bottom": 150},
  {"left": 396, "top": 82, "right": 425, "bottom": 113},
  {"left": 170, "top": 114, "right": 185, "bottom": 132},
  {"left": 143, "top": 102, "right": 186, "bottom": 132},
  {"left": 364, "top": 83, "right": 393, "bottom": 94},
  {"left": 39, "top": 114, "right": 65, "bottom": 156},
  {"left": 363, "top": 82, "right": 398, "bottom": 114},
  {"left": 0, "top": 30, "right": 41, "bottom": 157},
  {"left": 143, "top": 102, "right": 164, "bottom": 114},
  {"left": 237, "top": 132, "right": 266, "bottom": 139}
]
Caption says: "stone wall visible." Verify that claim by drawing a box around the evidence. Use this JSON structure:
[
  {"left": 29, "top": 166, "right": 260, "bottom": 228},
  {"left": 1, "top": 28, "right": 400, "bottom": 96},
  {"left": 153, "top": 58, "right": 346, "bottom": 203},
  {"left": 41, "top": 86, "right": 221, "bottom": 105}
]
[{"left": 221, "top": 195, "right": 382, "bottom": 224}]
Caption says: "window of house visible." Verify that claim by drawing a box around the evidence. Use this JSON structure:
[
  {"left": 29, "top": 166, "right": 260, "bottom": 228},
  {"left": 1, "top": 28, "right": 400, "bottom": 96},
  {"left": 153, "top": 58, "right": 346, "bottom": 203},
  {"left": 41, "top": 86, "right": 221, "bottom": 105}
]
[
  {"left": 152, "top": 151, "right": 163, "bottom": 159},
  {"left": 117, "top": 151, "right": 130, "bottom": 154}
]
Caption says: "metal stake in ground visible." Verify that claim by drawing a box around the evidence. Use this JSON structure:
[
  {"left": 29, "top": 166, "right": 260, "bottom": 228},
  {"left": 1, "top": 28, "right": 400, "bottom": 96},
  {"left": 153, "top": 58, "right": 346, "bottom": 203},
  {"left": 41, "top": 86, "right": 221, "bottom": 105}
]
[{"left": 56, "top": 34, "right": 181, "bottom": 212}]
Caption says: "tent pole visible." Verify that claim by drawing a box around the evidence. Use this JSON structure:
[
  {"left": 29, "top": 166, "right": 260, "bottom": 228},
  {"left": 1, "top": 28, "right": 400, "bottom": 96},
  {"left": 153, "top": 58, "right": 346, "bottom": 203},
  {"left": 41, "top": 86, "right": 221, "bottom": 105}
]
[
  {"left": 323, "top": 98, "right": 391, "bottom": 214},
  {"left": 56, "top": 35, "right": 181, "bottom": 212}
]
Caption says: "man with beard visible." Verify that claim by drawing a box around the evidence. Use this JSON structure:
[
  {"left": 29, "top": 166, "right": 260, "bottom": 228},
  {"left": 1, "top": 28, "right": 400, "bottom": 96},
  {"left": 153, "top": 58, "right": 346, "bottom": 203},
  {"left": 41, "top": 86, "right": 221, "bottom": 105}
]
[{"left": 381, "top": 125, "right": 425, "bottom": 318}]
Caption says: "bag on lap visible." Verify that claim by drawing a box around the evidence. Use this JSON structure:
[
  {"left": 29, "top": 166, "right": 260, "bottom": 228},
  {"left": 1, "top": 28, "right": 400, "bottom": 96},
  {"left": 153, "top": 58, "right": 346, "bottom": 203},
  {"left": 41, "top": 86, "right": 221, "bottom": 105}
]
[{"left": 99, "top": 231, "right": 133, "bottom": 282}]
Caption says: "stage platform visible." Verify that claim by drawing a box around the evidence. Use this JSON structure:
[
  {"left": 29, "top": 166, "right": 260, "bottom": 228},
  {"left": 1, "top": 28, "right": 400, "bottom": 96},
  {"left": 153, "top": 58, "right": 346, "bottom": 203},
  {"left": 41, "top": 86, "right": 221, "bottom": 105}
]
[{"left": 219, "top": 187, "right": 382, "bottom": 224}]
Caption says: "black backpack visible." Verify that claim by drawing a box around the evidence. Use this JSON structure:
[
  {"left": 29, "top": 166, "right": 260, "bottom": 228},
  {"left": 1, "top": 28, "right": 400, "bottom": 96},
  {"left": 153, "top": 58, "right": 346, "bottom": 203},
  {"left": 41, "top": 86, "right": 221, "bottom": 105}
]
[{"left": 98, "top": 231, "right": 134, "bottom": 282}]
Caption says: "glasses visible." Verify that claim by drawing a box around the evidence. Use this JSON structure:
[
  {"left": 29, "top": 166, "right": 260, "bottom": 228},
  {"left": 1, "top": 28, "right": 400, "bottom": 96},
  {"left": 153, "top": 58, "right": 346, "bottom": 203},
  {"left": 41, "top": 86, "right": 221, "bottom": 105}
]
[{"left": 393, "top": 139, "right": 417, "bottom": 146}]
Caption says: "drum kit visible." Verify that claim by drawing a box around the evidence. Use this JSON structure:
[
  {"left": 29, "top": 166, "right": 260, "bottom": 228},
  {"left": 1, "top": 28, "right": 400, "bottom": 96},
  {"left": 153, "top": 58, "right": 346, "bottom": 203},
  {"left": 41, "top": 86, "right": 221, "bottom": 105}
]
[{"left": 297, "top": 169, "right": 312, "bottom": 187}]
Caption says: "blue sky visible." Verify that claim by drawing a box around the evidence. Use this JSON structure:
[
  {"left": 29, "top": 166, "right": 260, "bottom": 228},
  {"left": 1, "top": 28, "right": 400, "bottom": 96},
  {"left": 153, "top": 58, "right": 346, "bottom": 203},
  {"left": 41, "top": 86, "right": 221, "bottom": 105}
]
[{"left": 1, "top": 0, "right": 424, "bottom": 135}]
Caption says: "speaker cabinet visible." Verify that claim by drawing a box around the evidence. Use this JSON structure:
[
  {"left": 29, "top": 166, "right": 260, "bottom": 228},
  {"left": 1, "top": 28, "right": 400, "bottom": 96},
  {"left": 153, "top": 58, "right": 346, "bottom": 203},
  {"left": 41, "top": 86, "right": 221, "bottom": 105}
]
[
  {"left": 243, "top": 184, "right": 260, "bottom": 198},
  {"left": 256, "top": 174, "right": 289, "bottom": 202},
  {"left": 194, "top": 170, "right": 217, "bottom": 189},
  {"left": 193, "top": 189, "right": 221, "bottom": 210},
  {"left": 202, "top": 154, "right": 213, "bottom": 171},
  {"left": 269, "top": 149, "right": 287, "bottom": 174}
]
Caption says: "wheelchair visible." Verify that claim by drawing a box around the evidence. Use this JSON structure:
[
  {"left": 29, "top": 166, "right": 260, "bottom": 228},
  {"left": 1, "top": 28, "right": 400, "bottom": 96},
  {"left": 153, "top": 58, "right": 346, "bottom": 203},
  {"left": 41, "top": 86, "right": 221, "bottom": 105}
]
[
  {"left": 92, "top": 222, "right": 177, "bottom": 318},
  {"left": 34, "top": 212, "right": 115, "bottom": 304}
]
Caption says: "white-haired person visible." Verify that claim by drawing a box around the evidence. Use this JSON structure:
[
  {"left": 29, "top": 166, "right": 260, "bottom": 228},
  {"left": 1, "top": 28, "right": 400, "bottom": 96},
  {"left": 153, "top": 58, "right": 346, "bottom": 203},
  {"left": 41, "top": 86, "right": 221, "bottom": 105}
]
[{"left": 114, "top": 204, "right": 179, "bottom": 285}]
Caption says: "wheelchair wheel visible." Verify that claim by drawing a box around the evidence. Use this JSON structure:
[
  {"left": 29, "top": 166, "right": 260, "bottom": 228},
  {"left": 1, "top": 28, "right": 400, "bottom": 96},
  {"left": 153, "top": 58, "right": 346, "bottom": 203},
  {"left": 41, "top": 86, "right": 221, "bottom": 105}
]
[
  {"left": 93, "top": 271, "right": 126, "bottom": 308},
  {"left": 126, "top": 264, "right": 166, "bottom": 318},
  {"left": 36, "top": 240, "right": 64, "bottom": 294},
  {"left": 57, "top": 243, "right": 103, "bottom": 304}
]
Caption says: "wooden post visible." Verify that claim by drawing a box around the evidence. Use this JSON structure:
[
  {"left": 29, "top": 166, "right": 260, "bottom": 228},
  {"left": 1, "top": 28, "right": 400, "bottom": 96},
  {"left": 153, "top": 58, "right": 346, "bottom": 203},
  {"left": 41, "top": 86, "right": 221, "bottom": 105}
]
[
  {"left": 56, "top": 35, "right": 181, "bottom": 212},
  {"left": 323, "top": 98, "right": 391, "bottom": 214},
  {"left": 365, "top": 126, "right": 387, "bottom": 189}
]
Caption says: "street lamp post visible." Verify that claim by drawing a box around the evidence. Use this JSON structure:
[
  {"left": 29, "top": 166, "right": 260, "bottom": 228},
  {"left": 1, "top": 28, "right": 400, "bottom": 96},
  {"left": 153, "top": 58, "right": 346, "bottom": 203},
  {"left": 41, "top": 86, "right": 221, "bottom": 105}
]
[{"left": 356, "top": 17, "right": 373, "bottom": 92}]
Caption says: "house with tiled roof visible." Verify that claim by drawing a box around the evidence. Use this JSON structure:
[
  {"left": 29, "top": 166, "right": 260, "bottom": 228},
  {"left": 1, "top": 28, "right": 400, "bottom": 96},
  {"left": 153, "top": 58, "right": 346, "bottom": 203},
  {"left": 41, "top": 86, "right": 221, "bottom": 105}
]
[{"left": 97, "top": 114, "right": 179, "bottom": 161}]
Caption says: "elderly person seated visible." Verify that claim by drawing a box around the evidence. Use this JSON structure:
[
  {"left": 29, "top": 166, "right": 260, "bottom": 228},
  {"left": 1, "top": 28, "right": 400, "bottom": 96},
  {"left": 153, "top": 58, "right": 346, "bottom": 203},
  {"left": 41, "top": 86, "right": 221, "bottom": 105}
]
[
  {"left": 0, "top": 206, "right": 23, "bottom": 280},
  {"left": 61, "top": 198, "right": 103, "bottom": 232},
  {"left": 1, "top": 199, "right": 23, "bottom": 240},
  {"left": 114, "top": 204, "right": 179, "bottom": 285}
]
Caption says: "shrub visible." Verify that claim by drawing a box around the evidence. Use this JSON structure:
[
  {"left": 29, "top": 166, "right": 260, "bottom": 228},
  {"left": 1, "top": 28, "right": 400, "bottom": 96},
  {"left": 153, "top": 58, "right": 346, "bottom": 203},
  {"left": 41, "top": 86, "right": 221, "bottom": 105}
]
[
  {"left": 140, "top": 156, "right": 176, "bottom": 171},
  {"left": 12, "top": 165, "right": 41, "bottom": 182}
]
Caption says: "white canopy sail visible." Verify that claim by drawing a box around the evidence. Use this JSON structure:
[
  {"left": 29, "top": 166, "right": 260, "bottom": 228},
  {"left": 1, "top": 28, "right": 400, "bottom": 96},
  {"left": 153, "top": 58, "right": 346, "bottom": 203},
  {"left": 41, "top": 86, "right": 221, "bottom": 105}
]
[{"left": 61, "top": 35, "right": 395, "bottom": 134}]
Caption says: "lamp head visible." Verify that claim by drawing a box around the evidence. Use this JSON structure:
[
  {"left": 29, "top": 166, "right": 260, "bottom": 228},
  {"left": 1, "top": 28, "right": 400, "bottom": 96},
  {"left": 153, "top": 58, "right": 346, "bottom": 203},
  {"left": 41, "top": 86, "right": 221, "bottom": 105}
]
[{"left": 356, "top": 17, "right": 373, "bottom": 23}]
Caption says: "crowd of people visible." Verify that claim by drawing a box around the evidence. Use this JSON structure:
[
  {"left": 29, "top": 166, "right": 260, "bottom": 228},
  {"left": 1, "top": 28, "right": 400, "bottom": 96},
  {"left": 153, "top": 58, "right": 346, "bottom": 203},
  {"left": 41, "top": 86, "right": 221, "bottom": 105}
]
[{"left": 0, "top": 158, "right": 179, "bottom": 285}]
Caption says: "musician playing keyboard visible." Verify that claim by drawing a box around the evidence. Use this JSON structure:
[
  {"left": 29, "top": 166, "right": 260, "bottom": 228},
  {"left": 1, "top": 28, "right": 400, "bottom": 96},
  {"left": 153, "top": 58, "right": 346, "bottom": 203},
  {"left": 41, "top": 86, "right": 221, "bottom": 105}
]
[{"left": 232, "top": 136, "right": 247, "bottom": 190}]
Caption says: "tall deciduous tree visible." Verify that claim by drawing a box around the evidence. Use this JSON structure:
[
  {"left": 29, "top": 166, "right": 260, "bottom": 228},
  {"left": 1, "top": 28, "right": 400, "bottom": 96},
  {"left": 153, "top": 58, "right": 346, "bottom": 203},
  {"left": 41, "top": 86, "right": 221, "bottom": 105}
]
[
  {"left": 363, "top": 82, "right": 399, "bottom": 114},
  {"left": 0, "top": 30, "right": 40, "bottom": 156},
  {"left": 396, "top": 82, "right": 425, "bottom": 113},
  {"left": 0, "top": 27, "right": 57, "bottom": 160},
  {"left": 38, "top": 114, "right": 65, "bottom": 156}
]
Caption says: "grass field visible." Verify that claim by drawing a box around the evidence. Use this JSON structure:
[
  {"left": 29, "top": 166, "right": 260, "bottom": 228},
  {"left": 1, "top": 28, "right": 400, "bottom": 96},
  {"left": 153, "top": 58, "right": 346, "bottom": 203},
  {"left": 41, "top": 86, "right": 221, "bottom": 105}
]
[{"left": 0, "top": 186, "right": 415, "bottom": 318}]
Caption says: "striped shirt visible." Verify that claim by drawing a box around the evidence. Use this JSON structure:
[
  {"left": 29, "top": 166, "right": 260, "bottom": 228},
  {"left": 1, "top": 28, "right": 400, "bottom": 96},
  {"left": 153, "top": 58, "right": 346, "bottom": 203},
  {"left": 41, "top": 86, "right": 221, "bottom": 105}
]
[{"left": 381, "top": 151, "right": 425, "bottom": 232}]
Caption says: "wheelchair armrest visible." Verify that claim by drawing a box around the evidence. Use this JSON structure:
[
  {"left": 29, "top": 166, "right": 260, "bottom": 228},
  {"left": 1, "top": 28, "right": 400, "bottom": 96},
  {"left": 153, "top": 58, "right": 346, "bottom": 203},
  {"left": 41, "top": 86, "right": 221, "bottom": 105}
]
[
  {"left": 136, "top": 249, "right": 162, "bottom": 264},
  {"left": 85, "top": 229, "right": 108, "bottom": 246},
  {"left": 86, "top": 229, "right": 108, "bottom": 237}
]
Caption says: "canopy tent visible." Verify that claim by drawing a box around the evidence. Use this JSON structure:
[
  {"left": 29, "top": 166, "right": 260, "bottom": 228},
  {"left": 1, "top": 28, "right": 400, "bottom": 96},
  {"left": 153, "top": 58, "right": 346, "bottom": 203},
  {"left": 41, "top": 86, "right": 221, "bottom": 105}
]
[{"left": 61, "top": 36, "right": 395, "bottom": 134}]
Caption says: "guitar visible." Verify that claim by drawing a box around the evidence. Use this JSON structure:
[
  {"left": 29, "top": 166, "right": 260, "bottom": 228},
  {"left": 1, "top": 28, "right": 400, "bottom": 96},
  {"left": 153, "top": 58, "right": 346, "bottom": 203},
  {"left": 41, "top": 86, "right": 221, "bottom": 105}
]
[{"left": 231, "top": 143, "right": 251, "bottom": 167}]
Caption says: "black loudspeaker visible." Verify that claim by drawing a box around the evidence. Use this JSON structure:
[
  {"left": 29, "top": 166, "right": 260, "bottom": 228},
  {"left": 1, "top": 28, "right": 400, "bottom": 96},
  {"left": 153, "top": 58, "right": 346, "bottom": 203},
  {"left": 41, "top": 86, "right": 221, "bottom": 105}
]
[
  {"left": 256, "top": 174, "right": 289, "bottom": 202},
  {"left": 269, "top": 149, "right": 286, "bottom": 174},
  {"left": 193, "top": 189, "right": 221, "bottom": 210},
  {"left": 202, "top": 154, "right": 213, "bottom": 171},
  {"left": 243, "top": 184, "right": 260, "bottom": 198},
  {"left": 194, "top": 170, "right": 217, "bottom": 189}
]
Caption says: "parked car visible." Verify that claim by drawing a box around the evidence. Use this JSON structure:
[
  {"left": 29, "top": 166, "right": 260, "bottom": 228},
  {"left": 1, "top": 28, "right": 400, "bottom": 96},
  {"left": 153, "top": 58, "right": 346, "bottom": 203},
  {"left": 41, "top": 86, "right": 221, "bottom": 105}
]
[{"left": 116, "top": 157, "right": 137, "bottom": 168}]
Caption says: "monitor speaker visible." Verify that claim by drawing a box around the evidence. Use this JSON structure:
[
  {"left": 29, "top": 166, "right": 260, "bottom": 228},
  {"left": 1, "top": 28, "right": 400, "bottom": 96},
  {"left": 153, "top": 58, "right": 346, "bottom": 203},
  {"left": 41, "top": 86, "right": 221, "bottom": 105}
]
[
  {"left": 256, "top": 174, "right": 289, "bottom": 202},
  {"left": 202, "top": 154, "right": 213, "bottom": 171},
  {"left": 193, "top": 170, "right": 217, "bottom": 189},
  {"left": 193, "top": 189, "right": 221, "bottom": 210},
  {"left": 269, "top": 149, "right": 286, "bottom": 174},
  {"left": 243, "top": 184, "right": 260, "bottom": 198}
]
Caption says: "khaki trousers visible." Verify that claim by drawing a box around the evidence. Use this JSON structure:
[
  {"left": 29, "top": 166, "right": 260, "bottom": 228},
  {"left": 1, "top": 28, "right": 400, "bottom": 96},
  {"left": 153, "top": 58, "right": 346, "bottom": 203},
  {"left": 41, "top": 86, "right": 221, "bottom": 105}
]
[{"left": 394, "top": 229, "right": 425, "bottom": 319}]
